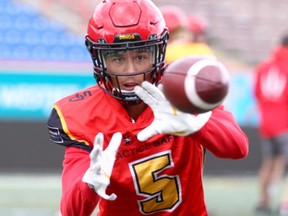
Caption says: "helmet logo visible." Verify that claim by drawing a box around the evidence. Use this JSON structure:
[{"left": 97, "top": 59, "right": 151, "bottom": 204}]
[
  {"left": 114, "top": 33, "right": 141, "bottom": 42},
  {"left": 119, "top": 34, "right": 136, "bottom": 40}
]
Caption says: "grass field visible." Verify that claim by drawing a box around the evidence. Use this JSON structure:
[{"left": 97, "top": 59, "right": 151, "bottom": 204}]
[{"left": 0, "top": 173, "right": 283, "bottom": 216}]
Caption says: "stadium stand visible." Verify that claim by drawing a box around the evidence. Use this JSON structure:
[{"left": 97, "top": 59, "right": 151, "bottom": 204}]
[
  {"left": 2, "top": 0, "right": 287, "bottom": 66},
  {"left": 0, "top": 0, "right": 90, "bottom": 62}
]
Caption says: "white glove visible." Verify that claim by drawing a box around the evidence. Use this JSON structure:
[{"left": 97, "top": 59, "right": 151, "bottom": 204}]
[
  {"left": 82, "top": 132, "right": 122, "bottom": 200},
  {"left": 134, "top": 81, "right": 212, "bottom": 142}
]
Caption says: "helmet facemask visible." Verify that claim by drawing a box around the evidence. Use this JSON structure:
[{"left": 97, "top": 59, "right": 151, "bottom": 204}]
[{"left": 86, "top": 33, "right": 168, "bottom": 104}]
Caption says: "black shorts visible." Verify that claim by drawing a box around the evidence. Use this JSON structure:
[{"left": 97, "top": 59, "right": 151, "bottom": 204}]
[{"left": 262, "top": 132, "right": 288, "bottom": 160}]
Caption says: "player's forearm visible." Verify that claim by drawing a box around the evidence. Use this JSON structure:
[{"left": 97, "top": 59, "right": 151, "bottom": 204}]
[
  {"left": 60, "top": 147, "right": 99, "bottom": 216},
  {"left": 200, "top": 107, "right": 249, "bottom": 159},
  {"left": 60, "top": 181, "right": 99, "bottom": 216}
]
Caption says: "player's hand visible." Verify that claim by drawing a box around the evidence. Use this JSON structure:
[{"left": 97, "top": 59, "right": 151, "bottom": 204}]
[
  {"left": 82, "top": 132, "right": 122, "bottom": 200},
  {"left": 134, "top": 81, "right": 211, "bottom": 141}
]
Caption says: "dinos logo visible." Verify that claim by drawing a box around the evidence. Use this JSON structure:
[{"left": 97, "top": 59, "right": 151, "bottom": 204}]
[
  {"left": 114, "top": 33, "right": 141, "bottom": 42},
  {"left": 119, "top": 34, "right": 135, "bottom": 40}
]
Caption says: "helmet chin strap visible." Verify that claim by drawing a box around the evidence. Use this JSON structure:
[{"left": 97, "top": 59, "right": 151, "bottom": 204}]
[
  {"left": 112, "top": 87, "right": 135, "bottom": 94},
  {"left": 118, "top": 89, "right": 136, "bottom": 94},
  {"left": 111, "top": 87, "right": 142, "bottom": 105}
]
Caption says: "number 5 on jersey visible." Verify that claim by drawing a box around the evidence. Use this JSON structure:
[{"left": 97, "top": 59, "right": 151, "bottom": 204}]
[{"left": 129, "top": 151, "right": 182, "bottom": 214}]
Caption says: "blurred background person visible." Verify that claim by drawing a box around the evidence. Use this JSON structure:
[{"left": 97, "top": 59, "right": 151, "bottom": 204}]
[
  {"left": 187, "top": 15, "right": 209, "bottom": 44},
  {"left": 160, "top": 5, "right": 215, "bottom": 64},
  {"left": 159, "top": 5, "right": 188, "bottom": 43},
  {"left": 254, "top": 33, "right": 288, "bottom": 216}
]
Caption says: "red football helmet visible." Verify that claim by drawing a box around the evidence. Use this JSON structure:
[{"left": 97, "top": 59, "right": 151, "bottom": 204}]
[
  {"left": 160, "top": 5, "right": 188, "bottom": 33},
  {"left": 188, "top": 15, "right": 208, "bottom": 34},
  {"left": 86, "top": 0, "right": 169, "bottom": 104}
]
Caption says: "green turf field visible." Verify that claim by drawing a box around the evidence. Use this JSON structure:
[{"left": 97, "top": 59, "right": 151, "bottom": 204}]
[
  {"left": 0, "top": 174, "right": 61, "bottom": 216},
  {"left": 0, "top": 173, "right": 283, "bottom": 216}
]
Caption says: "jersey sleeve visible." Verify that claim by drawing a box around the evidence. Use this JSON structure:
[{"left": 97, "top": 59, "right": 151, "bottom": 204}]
[
  {"left": 253, "top": 63, "right": 265, "bottom": 101},
  {"left": 47, "top": 108, "right": 100, "bottom": 215},
  {"left": 47, "top": 108, "right": 92, "bottom": 152},
  {"left": 60, "top": 146, "right": 100, "bottom": 216},
  {"left": 199, "top": 105, "right": 249, "bottom": 159}
]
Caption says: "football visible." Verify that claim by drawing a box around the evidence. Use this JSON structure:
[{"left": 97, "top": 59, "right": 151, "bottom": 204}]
[{"left": 162, "top": 56, "right": 230, "bottom": 114}]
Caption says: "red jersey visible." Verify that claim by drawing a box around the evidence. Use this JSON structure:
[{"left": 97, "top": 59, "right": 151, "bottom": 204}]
[
  {"left": 47, "top": 85, "right": 248, "bottom": 216},
  {"left": 254, "top": 47, "right": 288, "bottom": 138}
]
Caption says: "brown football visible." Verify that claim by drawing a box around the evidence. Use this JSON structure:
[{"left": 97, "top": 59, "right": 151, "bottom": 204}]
[{"left": 162, "top": 56, "right": 230, "bottom": 114}]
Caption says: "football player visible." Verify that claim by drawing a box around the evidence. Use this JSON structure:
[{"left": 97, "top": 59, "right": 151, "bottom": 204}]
[
  {"left": 254, "top": 33, "right": 288, "bottom": 215},
  {"left": 159, "top": 5, "right": 214, "bottom": 64},
  {"left": 47, "top": 0, "right": 249, "bottom": 215}
]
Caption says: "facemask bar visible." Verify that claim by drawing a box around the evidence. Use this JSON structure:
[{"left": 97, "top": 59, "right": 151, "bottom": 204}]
[
  {"left": 85, "top": 32, "right": 169, "bottom": 103},
  {"left": 100, "top": 46, "right": 157, "bottom": 103}
]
